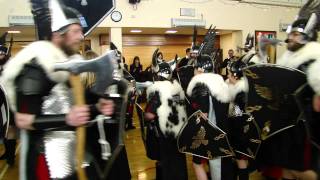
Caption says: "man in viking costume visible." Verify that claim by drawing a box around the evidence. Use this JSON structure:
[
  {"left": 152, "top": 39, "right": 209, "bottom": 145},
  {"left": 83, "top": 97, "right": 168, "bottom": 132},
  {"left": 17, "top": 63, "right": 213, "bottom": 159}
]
[
  {"left": 0, "top": 0, "right": 121, "bottom": 179},
  {"left": 144, "top": 49, "right": 188, "bottom": 180},
  {"left": 174, "top": 26, "right": 234, "bottom": 180},
  {"left": 226, "top": 60, "right": 261, "bottom": 180},
  {"left": 186, "top": 53, "right": 235, "bottom": 180},
  {"left": 255, "top": 0, "right": 320, "bottom": 179},
  {"left": 81, "top": 44, "right": 132, "bottom": 180}
]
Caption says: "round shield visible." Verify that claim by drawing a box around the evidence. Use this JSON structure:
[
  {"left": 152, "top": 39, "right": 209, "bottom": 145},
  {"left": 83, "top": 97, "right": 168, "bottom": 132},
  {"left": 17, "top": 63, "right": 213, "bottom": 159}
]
[
  {"left": 0, "top": 84, "right": 10, "bottom": 139},
  {"left": 243, "top": 64, "right": 306, "bottom": 140}
]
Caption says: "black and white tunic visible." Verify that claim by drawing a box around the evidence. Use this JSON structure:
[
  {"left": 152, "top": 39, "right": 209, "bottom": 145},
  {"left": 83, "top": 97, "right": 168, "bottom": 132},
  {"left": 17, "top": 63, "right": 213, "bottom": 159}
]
[{"left": 145, "top": 79, "right": 188, "bottom": 180}]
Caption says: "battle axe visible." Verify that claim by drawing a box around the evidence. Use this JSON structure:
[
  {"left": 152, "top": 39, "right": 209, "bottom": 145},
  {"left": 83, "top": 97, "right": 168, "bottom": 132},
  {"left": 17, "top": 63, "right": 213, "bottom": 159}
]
[{"left": 54, "top": 50, "right": 117, "bottom": 180}]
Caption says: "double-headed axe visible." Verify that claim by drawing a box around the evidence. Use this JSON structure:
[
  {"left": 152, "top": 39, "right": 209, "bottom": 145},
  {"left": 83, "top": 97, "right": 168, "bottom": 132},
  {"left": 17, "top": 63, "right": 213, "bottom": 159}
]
[{"left": 54, "top": 50, "right": 117, "bottom": 180}]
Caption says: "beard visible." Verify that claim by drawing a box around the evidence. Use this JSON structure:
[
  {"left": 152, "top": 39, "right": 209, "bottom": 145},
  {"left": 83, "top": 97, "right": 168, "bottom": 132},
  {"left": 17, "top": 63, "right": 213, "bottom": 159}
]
[
  {"left": 287, "top": 41, "right": 304, "bottom": 52},
  {"left": 60, "top": 41, "right": 80, "bottom": 56}
]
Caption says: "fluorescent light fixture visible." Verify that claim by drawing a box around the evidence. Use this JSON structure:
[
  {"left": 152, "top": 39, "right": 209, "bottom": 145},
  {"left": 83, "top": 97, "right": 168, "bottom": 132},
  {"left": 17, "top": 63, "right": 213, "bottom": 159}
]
[
  {"left": 130, "top": 29, "right": 142, "bottom": 33},
  {"left": 7, "top": 30, "right": 21, "bottom": 34},
  {"left": 165, "top": 30, "right": 177, "bottom": 34}
]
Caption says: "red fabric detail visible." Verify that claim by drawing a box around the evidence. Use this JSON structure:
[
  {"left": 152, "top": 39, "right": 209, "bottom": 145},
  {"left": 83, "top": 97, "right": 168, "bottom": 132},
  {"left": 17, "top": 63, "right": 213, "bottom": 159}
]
[
  {"left": 304, "top": 138, "right": 312, "bottom": 169},
  {"left": 239, "top": 155, "right": 249, "bottom": 160},
  {"left": 20, "top": 101, "right": 29, "bottom": 113},
  {"left": 36, "top": 154, "right": 50, "bottom": 180},
  {"left": 192, "top": 102, "right": 200, "bottom": 110},
  {"left": 260, "top": 166, "right": 283, "bottom": 179},
  {"left": 200, "top": 158, "right": 208, "bottom": 164}
]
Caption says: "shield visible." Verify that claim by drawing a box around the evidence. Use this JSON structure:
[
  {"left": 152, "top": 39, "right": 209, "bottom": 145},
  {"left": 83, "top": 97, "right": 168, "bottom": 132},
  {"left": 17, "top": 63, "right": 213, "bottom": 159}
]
[
  {"left": 30, "top": 0, "right": 115, "bottom": 39},
  {"left": 228, "top": 114, "right": 261, "bottom": 159},
  {"left": 243, "top": 64, "right": 306, "bottom": 140},
  {"left": 0, "top": 84, "right": 10, "bottom": 139},
  {"left": 177, "top": 110, "right": 234, "bottom": 160},
  {"left": 86, "top": 78, "right": 128, "bottom": 179},
  {"left": 62, "top": 0, "right": 115, "bottom": 36}
]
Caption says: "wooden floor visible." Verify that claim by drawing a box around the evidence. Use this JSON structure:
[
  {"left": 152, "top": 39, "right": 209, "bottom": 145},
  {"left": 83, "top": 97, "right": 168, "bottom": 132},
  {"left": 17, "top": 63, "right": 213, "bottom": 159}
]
[{"left": 0, "top": 109, "right": 264, "bottom": 180}]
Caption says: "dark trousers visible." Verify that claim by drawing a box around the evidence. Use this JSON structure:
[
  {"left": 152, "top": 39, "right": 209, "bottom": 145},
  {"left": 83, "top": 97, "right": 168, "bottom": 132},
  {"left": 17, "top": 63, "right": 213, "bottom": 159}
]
[{"left": 158, "top": 138, "right": 188, "bottom": 180}]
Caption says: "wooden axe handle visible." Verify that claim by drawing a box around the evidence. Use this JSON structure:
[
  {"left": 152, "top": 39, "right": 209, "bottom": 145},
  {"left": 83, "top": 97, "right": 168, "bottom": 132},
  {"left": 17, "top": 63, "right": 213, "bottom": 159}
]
[{"left": 69, "top": 74, "right": 87, "bottom": 180}]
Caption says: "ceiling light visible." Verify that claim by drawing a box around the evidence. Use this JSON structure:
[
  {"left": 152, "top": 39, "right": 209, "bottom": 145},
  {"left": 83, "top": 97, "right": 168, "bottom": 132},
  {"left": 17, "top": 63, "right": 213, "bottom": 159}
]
[
  {"left": 130, "top": 29, "right": 142, "bottom": 33},
  {"left": 7, "top": 30, "right": 21, "bottom": 34},
  {"left": 165, "top": 30, "right": 177, "bottom": 34}
]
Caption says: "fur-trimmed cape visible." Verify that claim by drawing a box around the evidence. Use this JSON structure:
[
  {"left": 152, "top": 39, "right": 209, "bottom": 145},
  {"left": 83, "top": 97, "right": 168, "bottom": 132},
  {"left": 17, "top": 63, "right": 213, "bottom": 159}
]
[
  {"left": 277, "top": 42, "right": 320, "bottom": 69},
  {"left": 308, "top": 60, "right": 320, "bottom": 95},
  {"left": 226, "top": 78, "right": 248, "bottom": 101},
  {"left": 1, "top": 41, "right": 70, "bottom": 111},
  {"left": 146, "top": 80, "right": 187, "bottom": 137},
  {"left": 277, "top": 42, "right": 320, "bottom": 95},
  {"left": 187, "top": 73, "right": 231, "bottom": 103}
]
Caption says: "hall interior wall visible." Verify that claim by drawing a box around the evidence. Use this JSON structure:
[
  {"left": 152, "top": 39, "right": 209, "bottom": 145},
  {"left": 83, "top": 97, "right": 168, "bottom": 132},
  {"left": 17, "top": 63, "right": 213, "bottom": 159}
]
[{"left": 0, "top": 0, "right": 300, "bottom": 60}]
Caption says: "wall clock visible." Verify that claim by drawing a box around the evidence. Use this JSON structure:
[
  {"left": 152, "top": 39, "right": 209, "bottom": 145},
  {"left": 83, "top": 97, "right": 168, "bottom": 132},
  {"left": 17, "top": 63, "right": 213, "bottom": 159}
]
[{"left": 111, "top": 11, "right": 122, "bottom": 22}]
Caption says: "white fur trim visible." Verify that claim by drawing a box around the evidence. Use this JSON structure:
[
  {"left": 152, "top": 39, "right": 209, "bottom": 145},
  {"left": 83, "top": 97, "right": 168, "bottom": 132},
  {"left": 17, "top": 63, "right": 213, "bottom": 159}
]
[
  {"left": 187, "top": 73, "right": 231, "bottom": 103},
  {"left": 146, "top": 80, "right": 187, "bottom": 137},
  {"left": 250, "top": 54, "right": 267, "bottom": 64},
  {"left": 227, "top": 78, "right": 248, "bottom": 101},
  {"left": 277, "top": 42, "right": 320, "bottom": 68},
  {"left": 1, "top": 41, "right": 69, "bottom": 111},
  {"left": 307, "top": 60, "right": 320, "bottom": 95}
]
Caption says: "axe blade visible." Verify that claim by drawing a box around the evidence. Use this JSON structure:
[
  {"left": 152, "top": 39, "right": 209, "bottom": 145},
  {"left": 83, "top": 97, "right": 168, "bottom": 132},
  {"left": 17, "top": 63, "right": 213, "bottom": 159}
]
[{"left": 54, "top": 50, "right": 117, "bottom": 95}]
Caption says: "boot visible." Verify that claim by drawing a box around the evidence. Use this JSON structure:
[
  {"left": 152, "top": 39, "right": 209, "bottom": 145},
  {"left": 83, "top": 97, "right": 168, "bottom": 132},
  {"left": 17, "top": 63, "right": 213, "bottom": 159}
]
[
  {"left": 125, "top": 113, "right": 135, "bottom": 130},
  {"left": 0, "top": 139, "right": 8, "bottom": 160},
  {"left": 5, "top": 139, "right": 16, "bottom": 166}
]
